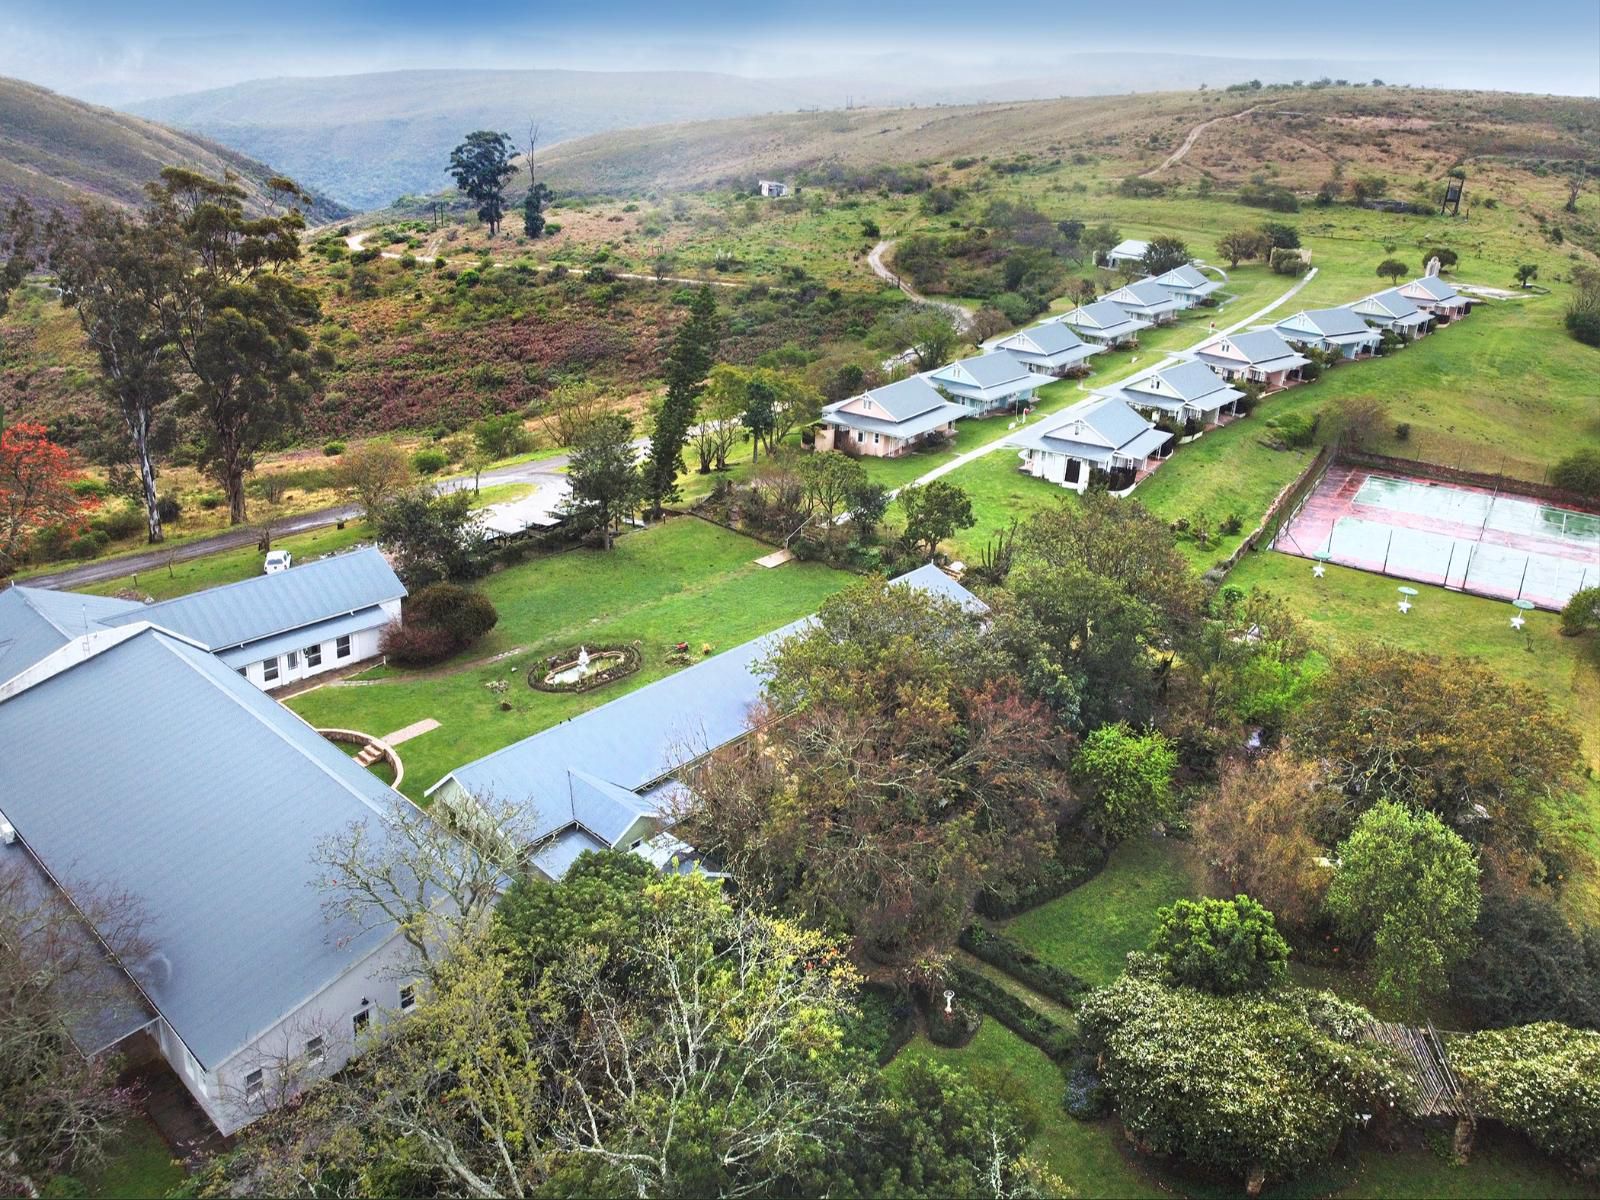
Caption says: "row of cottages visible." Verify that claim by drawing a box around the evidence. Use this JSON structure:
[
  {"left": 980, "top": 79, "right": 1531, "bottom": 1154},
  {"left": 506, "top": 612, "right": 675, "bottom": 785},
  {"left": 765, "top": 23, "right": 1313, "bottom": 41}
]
[
  {"left": 815, "top": 375, "right": 967, "bottom": 458},
  {"left": 0, "top": 547, "right": 406, "bottom": 692},
  {"left": 1192, "top": 328, "right": 1312, "bottom": 390},
  {"left": 429, "top": 565, "right": 988, "bottom": 879},
  {"left": 1100, "top": 360, "right": 1248, "bottom": 440},
  {"left": 0, "top": 621, "right": 428, "bottom": 1137},
  {"left": 1273, "top": 306, "right": 1384, "bottom": 359},
  {"left": 1007, "top": 396, "right": 1174, "bottom": 496}
]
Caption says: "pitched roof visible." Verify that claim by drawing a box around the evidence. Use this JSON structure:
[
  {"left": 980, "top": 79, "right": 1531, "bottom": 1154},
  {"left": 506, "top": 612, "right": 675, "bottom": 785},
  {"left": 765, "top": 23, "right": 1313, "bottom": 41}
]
[
  {"left": 1110, "top": 361, "right": 1244, "bottom": 413},
  {"left": 1402, "top": 275, "right": 1460, "bottom": 301},
  {"left": 0, "top": 586, "right": 143, "bottom": 683},
  {"left": 994, "top": 321, "right": 1093, "bottom": 357},
  {"left": 1101, "top": 279, "right": 1182, "bottom": 312},
  {"left": 0, "top": 625, "right": 413, "bottom": 1069},
  {"left": 1108, "top": 238, "right": 1150, "bottom": 258},
  {"left": 1057, "top": 301, "right": 1153, "bottom": 336},
  {"left": 1194, "top": 328, "right": 1306, "bottom": 368},
  {"left": 1351, "top": 288, "right": 1428, "bottom": 324},
  {"left": 1008, "top": 396, "right": 1166, "bottom": 462},
  {"left": 1151, "top": 264, "right": 1219, "bottom": 292},
  {"left": 928, "top": 349, "right": 1035, "bottom": 392},
  {"left": 849, "top": 375, "right": 950, "bottom": 422},
  {"left": 433, "top": 567, "right": 988, "bottom": 867},
  {"left": 103, "top": 547, "right": 405, "bottom": 652},
  {"left": 821, "top": 399, "right": 968, "bottom": 439},
  {"left": 1276, "top": 307, "right": 1377, "bottom": 339}
]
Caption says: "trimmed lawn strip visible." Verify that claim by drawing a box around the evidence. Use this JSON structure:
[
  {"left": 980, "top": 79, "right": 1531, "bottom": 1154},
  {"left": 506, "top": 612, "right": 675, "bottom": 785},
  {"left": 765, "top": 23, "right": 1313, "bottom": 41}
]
[
  {"left": 79, "top": 522, "right": 372, "bottom": 600},
  {"left": 286, "top": 519, "right": 856, "bottom": 803}
]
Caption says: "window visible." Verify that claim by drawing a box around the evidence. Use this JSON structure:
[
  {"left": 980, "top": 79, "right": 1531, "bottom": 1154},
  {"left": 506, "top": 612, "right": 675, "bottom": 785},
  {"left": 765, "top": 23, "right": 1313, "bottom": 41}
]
[
  {"left": 304, "top": 643, "right": 322, "bottom": 668},
  {"left": 237, "top": 668, "right": 248, "bottom": 678},
  {"left": 262, "top": 658, "right": 280, "bottom": 683},
  {"left": 873, "top": 433, "right": 880, "bottom": 444},
  {"left": 305, "top": 1036, "right": 325, "bottom": 1065},
  {"left": 353, "top": 1008, "right": 370, "bottom": 1037},
  {"left": 399, "top": 984, "right": 416, "bottom": 1012},
  {"left": 286, "top": 649, "right": 299, "bottom": 670},
  {"left": 244, "top": 1068, "right": 264, "bottom": 1103},
  {"left": 336, "top": 635, "right": 352, "bottom": 659}
]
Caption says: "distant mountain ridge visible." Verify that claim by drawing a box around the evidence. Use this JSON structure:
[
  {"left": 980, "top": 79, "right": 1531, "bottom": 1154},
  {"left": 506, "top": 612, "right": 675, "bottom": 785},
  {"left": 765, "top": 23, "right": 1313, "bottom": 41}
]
[
  {"left": 0, "top": 76, "right": 348, "bottom": 222},
  {"left": 124, "top": 54, "right": 1544, "bottom": 212},
  {"left": 128, "top": 68, "right": 823, "bottom": 210}
]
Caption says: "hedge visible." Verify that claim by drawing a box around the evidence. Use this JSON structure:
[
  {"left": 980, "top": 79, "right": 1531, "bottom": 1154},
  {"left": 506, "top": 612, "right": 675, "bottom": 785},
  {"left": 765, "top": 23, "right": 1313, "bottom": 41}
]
[
  {"left": 947, "top": 965, "right": 1076, "bottom": 1061},
  {"left": 959, "top": 925, "right": 1090, "bottom": 1009},
  {"left": 975, "top": 838, "right": 1107, "bottom": 919}
]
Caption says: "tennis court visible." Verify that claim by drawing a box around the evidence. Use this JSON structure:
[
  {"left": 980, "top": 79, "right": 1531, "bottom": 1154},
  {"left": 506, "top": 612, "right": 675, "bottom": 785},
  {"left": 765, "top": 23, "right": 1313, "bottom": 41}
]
[{"left": 1274, "top": 465, "right": 1600, "bottom": 609}]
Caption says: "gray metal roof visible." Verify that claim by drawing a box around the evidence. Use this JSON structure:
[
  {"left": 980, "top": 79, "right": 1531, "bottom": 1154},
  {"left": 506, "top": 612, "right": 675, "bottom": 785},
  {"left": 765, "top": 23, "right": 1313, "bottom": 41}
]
[
  {"left": 850, "top": 375, "right": 951, "bottom": 422},
  {"left": 0, "top": 586, "right": 142, "bottom": 683},
  {"left": 1058, "top": 302, "right": 1153, "bottom": 336},
  {"left": 1008, "top": 396, "right": 1161, "bottom": 460},
  {"left": 104, "top": 547, "right": 405, "bottom": 653},
  {"left": 928, "top": 349, "right": 1035, "bottom": 393},
  {"left": 1102, "top": 279, "right": 1182, "bottom": 312},
  {"left": 1277, "top": 307, "right": 1375, "bottom": 339},
  {"left": 0, "top": 626, "right": 413, "bottom": 1069},
  {"left": 995, "top": 321, "right": 1096, "bottom": 358},
  {"left": 1351, "top": 288, "right": 1425, "bottom": 322},
  {"left": 821, "top": 400, "right": 967, "bottom": 439},
  {"left": 1195, "top": 328, "right": 1304, "bottom": 368},
  {"left": 1403, "top": 275, "right": 1460, "bottom": 301},
  {"left": 1108, "top": 239, "right": 1149, "bottom": 258},
  {"left": 434, "top": 567, "right": 988, "bottom": 868},
  {"left": 215, "top": 607, "right": 388, "bottom": 668},
  {"left": 1151, "top": 264, "right": 1219, "bottom": 293}
]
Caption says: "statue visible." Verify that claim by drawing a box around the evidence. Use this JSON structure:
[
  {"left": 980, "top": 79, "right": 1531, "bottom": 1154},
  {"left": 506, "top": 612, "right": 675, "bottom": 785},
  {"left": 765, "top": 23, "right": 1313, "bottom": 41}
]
[
  {"left": 1425, "top": 256, "right": 1441, "bottom": 277},
  {"left": 577, "top": 645, "right": 590, "bottom": 673}
]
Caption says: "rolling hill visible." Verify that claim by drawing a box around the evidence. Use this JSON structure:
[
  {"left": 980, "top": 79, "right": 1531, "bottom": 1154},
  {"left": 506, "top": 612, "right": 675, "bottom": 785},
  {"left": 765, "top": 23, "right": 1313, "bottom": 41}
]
[
  {"left": 530, "top": 86, "right": 1600, "bottom": 196},
  {"left": 0, "top": 76, "right": 348, "bottom": 221}
]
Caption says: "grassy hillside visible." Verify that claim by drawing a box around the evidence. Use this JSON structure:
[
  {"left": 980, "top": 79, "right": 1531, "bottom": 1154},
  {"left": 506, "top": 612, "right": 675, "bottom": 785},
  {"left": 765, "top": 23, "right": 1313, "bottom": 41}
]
[
  {"left": 533, "top": 86, "right": 1599, "bottom": 195},
  {"left": 0, "top": 76, "right": 348, "bottom": 220}
]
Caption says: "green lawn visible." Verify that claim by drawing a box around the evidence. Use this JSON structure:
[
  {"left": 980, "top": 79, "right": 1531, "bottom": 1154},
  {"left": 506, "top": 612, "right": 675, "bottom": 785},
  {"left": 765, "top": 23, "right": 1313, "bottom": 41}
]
[
  {"left": 1004, "top": 836, "right": 1209, "bottom": 986},
  {"left": 286, "top": 518, "right": 855, "bottom": 803},
  {"left": 82, "top": 1116, "right": 185, "bottom": 1199}
]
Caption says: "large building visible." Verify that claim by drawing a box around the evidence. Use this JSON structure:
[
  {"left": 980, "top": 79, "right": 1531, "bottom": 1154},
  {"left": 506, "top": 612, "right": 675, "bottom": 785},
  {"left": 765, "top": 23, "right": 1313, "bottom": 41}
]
[{"left": 0, "top": 622, "right": 423, "bottom": 1136}]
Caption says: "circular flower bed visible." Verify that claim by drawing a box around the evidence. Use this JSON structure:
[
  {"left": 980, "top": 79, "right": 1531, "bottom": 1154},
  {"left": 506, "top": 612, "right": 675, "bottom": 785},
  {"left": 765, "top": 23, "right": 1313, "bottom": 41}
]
[{"left": 529, "top": 643, "right": 642, "bottom": 693}]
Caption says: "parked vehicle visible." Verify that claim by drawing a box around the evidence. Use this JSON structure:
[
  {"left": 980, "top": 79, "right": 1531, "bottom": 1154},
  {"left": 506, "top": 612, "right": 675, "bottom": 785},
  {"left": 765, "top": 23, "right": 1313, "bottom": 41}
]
[{"left": 263, "top": 550, "right": 293, "bottom": 574}]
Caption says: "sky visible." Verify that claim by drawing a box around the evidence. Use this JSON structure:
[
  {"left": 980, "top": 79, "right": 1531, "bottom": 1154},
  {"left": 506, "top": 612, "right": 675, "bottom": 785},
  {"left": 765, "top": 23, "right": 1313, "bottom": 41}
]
[{"left": 2, "top": 0, "right": 1597, "bottom": 104}]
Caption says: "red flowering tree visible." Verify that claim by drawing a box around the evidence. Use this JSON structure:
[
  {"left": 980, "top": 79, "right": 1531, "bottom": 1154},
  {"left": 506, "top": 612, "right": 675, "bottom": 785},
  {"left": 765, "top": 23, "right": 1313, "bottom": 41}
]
[{"left": 0, "top": 423, "right": 93, "bottom": 575}]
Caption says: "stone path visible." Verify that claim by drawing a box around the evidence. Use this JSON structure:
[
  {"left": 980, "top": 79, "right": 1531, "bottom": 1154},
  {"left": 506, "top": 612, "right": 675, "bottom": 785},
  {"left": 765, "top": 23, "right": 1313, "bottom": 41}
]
[{"left": 382, "top": 717, "right": 440, "bottom": 745}]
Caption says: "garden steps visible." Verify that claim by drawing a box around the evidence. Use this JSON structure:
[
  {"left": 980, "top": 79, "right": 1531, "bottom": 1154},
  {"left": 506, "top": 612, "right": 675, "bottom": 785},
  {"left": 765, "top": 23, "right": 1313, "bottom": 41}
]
[
  {"left": 353, "top": 741, "right": 385, "bottom": 766},
  {"left": 954, "top": 949, "right": 1079, "bottom": 1031}
]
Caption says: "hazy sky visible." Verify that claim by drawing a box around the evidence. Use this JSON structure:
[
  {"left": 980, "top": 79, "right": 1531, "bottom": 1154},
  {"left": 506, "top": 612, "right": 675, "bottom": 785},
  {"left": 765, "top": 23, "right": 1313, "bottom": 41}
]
[{"left": 3, "top": 0, "right": 1597, "bottom": 103}]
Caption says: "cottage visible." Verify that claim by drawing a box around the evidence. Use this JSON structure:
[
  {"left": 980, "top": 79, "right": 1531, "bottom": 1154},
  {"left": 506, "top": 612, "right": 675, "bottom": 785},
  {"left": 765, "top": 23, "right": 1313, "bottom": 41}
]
[
  {"left": 1274, "top": 308, "right": 1383, "bottom": 359},
  {"left": 986, "top": 321, "right": 1103, "bottom": 376},
  {"left": 0, "top": 623, "right": 426, "bottom": 1136},
  {"left": 1103, "top": 238, "right": 1151, "bottom": 267},
  {"left": 430, "top": 565, "right": 988, "bottom": 878},
  {"left": 1100, "top": 360, "right": 1246, "bottom": 438},
  {"left": 1397, "top": 275, "right": 1470, "bottom": 321},
  {"left": 1147, "top": 264, "right": 1224, "bottom": 308},
  {"left": 1006, "top": 396, "right": 1173, "bottom": 496},
  {"left": 756, "top": 180, "right": 788, "bottom": 198},
  {"left": 1348, "top": 288, "right": 1434, "bottom": 340},
  {"left": 1051, "top": 300, "right": 1154, "bottom": 348},
  {"left": 1191, "top": 328, "right": 1311, "bottom": 390},
  {"left": 926, "top": 349, "right": 1046, "bottom": 414},
  {"left": 814, "top": 376, "right": 967, "bottom": 458},
  {"left": 1100, "top": 278, "right": 1183, "bottom": 325}
]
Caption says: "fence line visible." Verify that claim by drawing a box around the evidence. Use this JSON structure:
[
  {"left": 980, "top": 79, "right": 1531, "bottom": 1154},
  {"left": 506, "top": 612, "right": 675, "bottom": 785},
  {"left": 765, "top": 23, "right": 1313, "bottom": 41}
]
[{"left": 1216, "top": 443, "right": 1336, "bottom": 575}]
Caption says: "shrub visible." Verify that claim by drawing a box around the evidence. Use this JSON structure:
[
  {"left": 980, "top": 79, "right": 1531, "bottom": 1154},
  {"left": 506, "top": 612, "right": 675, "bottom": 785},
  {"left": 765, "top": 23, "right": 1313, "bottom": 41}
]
[
  {"left": 1394, "top": 421, "right": 1411, "bottom": 441},
  {"left": 1149, "top": 895, "right": 1291, "bottom": 994},
  {"left": 1080, "top": 964, "right": 1407, "bottom": 1183},
  {"left": 155, "top": 493, "right": 182, "bottom": 523},
  {"left": 67, "top": 535, "right": 101, "bottom": 560},
  {"left": 1263, "top": 411, "right": 1318, "bottom": 449},
  {"left": 1238, "top": 183, "right": 1300, "bottom": 212},
  {"left": 198, "top": 492, "right": 224, "bottom": 510},
  {"left": 411, "top": 447, "right": 449, "bottom": 475},
  {"left": 1560, "top": 586, "right": 1600, "bottom": 638},
  {"left": 407, "top": 582, "right": 499, "bottom": 648},
  {"left": 1073, "top": 723, "right": 1177, "bottom": 842},
  {"left": 845, "top": 985, "right": 916, "bottom": 1065},
  {"left": 90, "top": 505, "right": 144, "bottom": 540},
  {"left": 1451, "top": 894, "right": 1600, "bottom": 1029},
  {"left": 324, "top": 440, "right": 347, "bottom": 456},
  {"left": 69, "top": 478, "right": 108, "bottom": 498},
  {"left": 1451, "top": 1023, "right": 1600, "bottom": 1168},
  {"left": 947, "top": 966, "right": 1076, "bottom": 1061},
  {"left": 1567, "top": 309, "right": 1600, "bottom": 347},
  {"left": 1062, "top": 1052, "right": 1110, "bottom": 1120},
  {"left": 960, "top": 925, "right": 1091, "bottom": 1007},
  {"left": 976, "top": 836, "right": 1107, "bottom": 918},
  {"left": 1269, "top": 247, "right": 1307, "bottom": 275},
  {"left": 1550, "top": 447, "right": 1600, "bottom": 497},
  {"left": 379, "top": 621, "right": 458, "bottom": 666},
  {"left": 926, "top": 998, "right": 982, "bottom": 1048}
]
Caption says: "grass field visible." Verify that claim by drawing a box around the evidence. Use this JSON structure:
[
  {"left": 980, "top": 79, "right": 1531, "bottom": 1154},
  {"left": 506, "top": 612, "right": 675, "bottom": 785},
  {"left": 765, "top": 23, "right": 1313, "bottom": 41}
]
[
  {"left": 82, "top": 1116, "right": 185, "bottom": 1199},
  {"left": 286, "top": 519, "right": 854, "bottom": 802}
]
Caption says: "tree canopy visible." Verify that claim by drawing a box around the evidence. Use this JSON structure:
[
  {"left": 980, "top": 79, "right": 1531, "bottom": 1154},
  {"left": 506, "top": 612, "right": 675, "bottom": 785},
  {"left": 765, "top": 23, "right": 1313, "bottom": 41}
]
[{"left": 448, "top": 131, "right": 518, "bottom": 236}]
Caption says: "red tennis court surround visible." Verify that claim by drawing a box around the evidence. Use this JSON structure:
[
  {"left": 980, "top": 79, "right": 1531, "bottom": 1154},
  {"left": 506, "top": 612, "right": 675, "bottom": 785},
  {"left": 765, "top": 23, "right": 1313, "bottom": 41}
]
[{"left": 1274, "top": 464, "right": 1600, "bottom": 610}]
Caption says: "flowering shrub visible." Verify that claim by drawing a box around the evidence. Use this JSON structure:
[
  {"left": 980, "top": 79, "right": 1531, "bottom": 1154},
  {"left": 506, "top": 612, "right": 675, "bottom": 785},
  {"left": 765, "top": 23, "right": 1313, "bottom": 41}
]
[
  {"left": 1450, "top": 1023, "right": 1600, "bottom": 1168},
  {"left": 1078, "top": 957, "right": 1410, "bottom": 1181}
]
